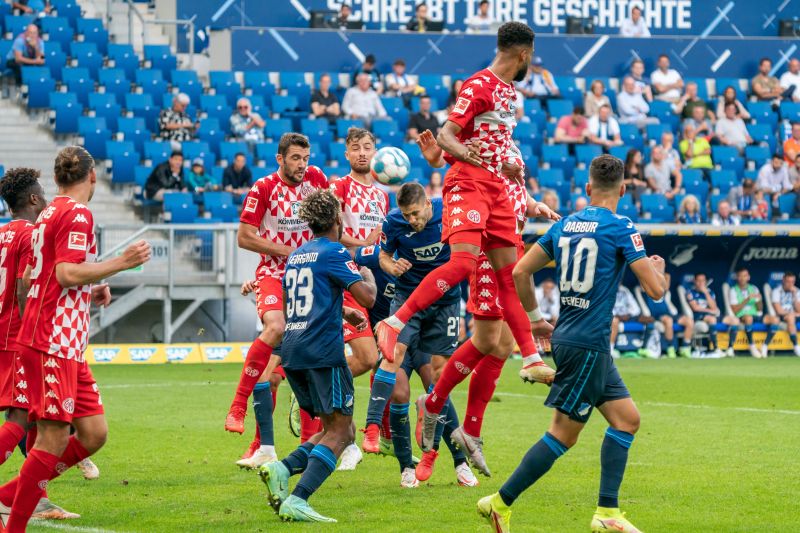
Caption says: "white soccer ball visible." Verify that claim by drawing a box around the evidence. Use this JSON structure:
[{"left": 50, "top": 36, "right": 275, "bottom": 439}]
[{"left": 370, "top": 147, "right": 411, "bottom": 186}]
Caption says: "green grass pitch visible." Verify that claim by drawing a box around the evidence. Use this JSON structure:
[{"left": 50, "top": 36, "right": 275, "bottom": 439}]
[{"left": 15, "top": 358, "right": 800, "bottom": 532}]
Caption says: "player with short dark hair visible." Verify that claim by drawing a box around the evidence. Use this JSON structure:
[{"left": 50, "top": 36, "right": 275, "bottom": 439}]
[
  {"left": 0, "top": 147, "right": 151, "bottom": 531},
  {"left": 687, "top": 272, "right": 737, "bottom": 357},
  {"left": 477, "top": 155, "right": 668, "bottom": 533},
  {"left": 258, "top": 190, "right": 376, "bottom": 523}
]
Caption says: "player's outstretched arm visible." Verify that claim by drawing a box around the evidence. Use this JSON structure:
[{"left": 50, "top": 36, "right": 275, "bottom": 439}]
[
  {"left": 436, "top": 121, "right": 483, "bottom": 167},
  {"left": 630, "top": 255, "right": 668, "bottom": 301},
  {"left": 349, "top": 267, "right": 377, "bottom": 309},
  {"left": 525, "top": 197, "right": 561, "bottom": 221},
  {"left": 56, "top": 240, "right": 151, "bottom": 288},
  {"left": 237, "top": 222, "right": 293, "bottom": 257},
  {"left": 417, "top": 129, "right": 446, "bottom": 168}
]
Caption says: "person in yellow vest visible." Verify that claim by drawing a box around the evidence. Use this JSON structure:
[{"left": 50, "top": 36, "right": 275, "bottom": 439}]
[{"left": 728, "top": 268, "right": 780, "bottom": 358}]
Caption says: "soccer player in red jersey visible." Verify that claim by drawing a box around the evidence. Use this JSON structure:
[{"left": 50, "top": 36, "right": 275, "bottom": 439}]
[
  {"left": 0, "top": 147, "right": 151, "bottom": 532},
  {"left": 225, "top": 133, "right": 329, "bottom": 465},
  {"left": 374, "top": 23, "right": 556, "bottom": 393}
]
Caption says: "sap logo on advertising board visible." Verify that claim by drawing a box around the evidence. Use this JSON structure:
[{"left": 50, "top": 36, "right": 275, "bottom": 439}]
[
  {"left": 93, "top": 348, "right": 120, "bottom": 362},
  {"left": 206, "top": 347, "right": 233, "bottom": 361},
  {"left": 130, "top": 348, "right": 158, "bottom": 362},
  {"left": 166, "top": 347, "right": 192, "bottom": 362}
]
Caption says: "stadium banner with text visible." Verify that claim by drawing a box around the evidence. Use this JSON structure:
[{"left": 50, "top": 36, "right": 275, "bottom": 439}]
[
  {"left": 85, "top": 343, "right": 252, "bottom": 364},
  {"left": 183, "top": 0, "right": 792, "bottom": 36},
  {"left": 229, "top": 27, "right": 797, "bottom": 79}
]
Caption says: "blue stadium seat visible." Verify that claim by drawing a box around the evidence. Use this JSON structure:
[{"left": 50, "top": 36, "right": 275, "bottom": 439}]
[
  {"left": 645, "top": 123, "right": 670, "bottom": 143},
  {"left": 134, "top": 165, "right": 152, "bottom": 194},
  {"left": 553, "top": 76, "right": 582, "bottom": 106},
  {"left": 619, "top": 124, "right": 643, "bottom": 150},
  {"left": 61, "top": 67, "right": 93, "bottom": 107},
  {"left": 255, "top": 141, "right": 278, "bottom": 162},
  {"left": 538, "top": 168, "right": 570, "bottom": 200},
  {"left": 541, "top": 144, "right": 568, "bottom": 162},
  {"left": 144, "top": 140, "right": 171, "bottom": 163},
  {"left": 135, "top": 68, "right": 166, "bottom": 91},
  {"left": 106, "top": 141, "right": 139, "bottom": 184},
  {"left": 209, "top": 70, "right": 241, "bottom": 108},
  {"left": 199, "top": 94, "right": 231, "bottom": 123},
  {"left": 182, "top": 141, "right": 216, "bottom": 169},
  {"left": 328, "top": 142, "right": 348, "bottom": 166},
  {"left": 417, "top": 74, "right": 448, "bottom": 104},
  {"left": 42, "top": 44, "right": 67, "bottom": 80},
  {"left": 265, "top": 118, "right": 292, "bottom": 140},
  {"left": 336, "top": 119, "right": 365, "bottom": 139},
  {"left": 641, "top": 194, "right": 674, "bottom": 222},
  {"left": 779, "top": 102, "right": 800, "bottom": 122},
  {"left": 710, "top": 170, "right": 737, "bottom": 193},
  {"left": 745, "top": 145, "right": 770, "bottom": 167},
  {"left": 617, "top": 201, "right": 639, "bottom": 221},
  {"left": 69, "top": 42, "right": 101, "bottom": 77},
  {"left": 49, "top": 92, "right": 80, "bottom": 133},
  {"left": 41, "top": 17, "right": 74, "bottom": 52},
  {"left": 22, "top": 67, "right": 55, "bottom": 108},
  {"left": 381, "top": 96, "right": 407, "bottom": 131},
  {"left": 51, "top": 0, "right": 81, "bottom": 22},
  {"left": 220, "top": 141, "right": 249, "bottom": 165},
  {"left": 371, "top": 119, "right": 400, "bottom": 143},
  {"left": 197, "top": 118, "right": 223, "bottom": 154},
  {"left": 573, "top": 168, "right": 590, "bottom": 191},
  {"left": 516, "top": 124, "right": 542, "bottom": 156},
  {"left": 271, "top": 94, "right": 299, "bottom": 115},
  {"left": 709, "top": 193, "right": 726, "bottom": 213},
  {"left": 608, "top": 145, "right": 632, "bottom": 161},
  {"left": 574, "top": 145, "right": 602, "bottom": 166},
  {"left": 683, "top": 169, "right": 709, "bottom": 204},
  {"left": 647, "top": 101, "right": 678, "bottom": 131},
  {"left": 301, "top": 118, "right": 334, "bottom": 146},
  {"left": 117, "top": 116, "right": 150, "bottom": 153},
  {"left": 78, "top": 116, "right": 111, "bottom": 159},
  {"left": 207, "top": 202, "right": 239, "bottom": 222},
  {"left": 145, "top": 45, "right": 177, "bottom": 77},
  {"left": 163, "top": 192, "right": 197, "bottom": 223},
  {"left": 545, "top": 99, "right": 573, "bottom": 120},
  {"left": 89, "top": 92, "right": 121, "bottom": 132},
  {"left": 76, "top": 18, "right": 108, "bottom": 55},
  {"left": 170, "top": 69, "right": 202, "bottom": 103},
  {"left": 747, "top": 101, "right": 778, "bottom": 129},
  {"left": 108, "top": 43, "right": 139, "bottom": 80},
  {"left": 4, "top": 15, "right": 34, "bottom": 37},
  {"left": 202, "top": 191, "right": 234, "bottom": 210},
  {"left": 124, "top": 93, "right": 159, "bottom": 132},
  {"left": 248, "top": 94, "right": 268, "bottom": 117},
  {"left": 714, "top": 78, "right": 746, "bottom": 101},
  {"left": 243, "top": 71, "right": 276, "bottom": 106},
  {"left": 747, "top": 123, "right": 776, "bottom": 154},
  {"left": 98, "top": 68, "right": 129, "bottom": 103},
  {"left": 280, "top": 71, "right": 307, "bottom": 91},
  {"left": 686, "top": 77, "right": 709, "bottom": 101},
  {"left": 778, "top": 193, "right": 797, "bottom": 216},
  {"left": 401, "top": 142, "right": 425, "bottom": 168},
  {"left": 711, "top": 145, "right": 743, "bottom": 176}
]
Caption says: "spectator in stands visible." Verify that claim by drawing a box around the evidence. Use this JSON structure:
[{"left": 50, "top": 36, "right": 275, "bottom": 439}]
[
  {"left": 675, "top": 81, "right": 714, "bottom": 120},
  {"left": 677, "top": 194, "right": 702, "bottom": 224},
  {"left": 526, "top": 168, "right": 539, "bottom": 196},
  {"left": 447, "top": 79, "right": 464, "bottom": 109},
  {"left": 352, "top": 54, "right": 382, "bottom": 93},
  {"left": 751, "top": 189, "right": 770, "bottom": 220},
  {"left": 573, "top": 196, "right": 588, "bottom": 211},
  {"left": 617, "top": 76, "right": 658, "bottom": 128},
  {"left": 629, "top": 59, "right": 653, "bottom": 101},
  {"left": 587, "top": 104, "right": 623, "bottom": 150},
  {"left": 407, "top": 95, "right": 440, "bottom": 141},
  {"left": 536, "top": 190, "right": 559, "bottom": 223},
  {"left": 518, "top": 57, "right": 559, "bottom": 100},
  {"left": 728, "top": 178, "right": 760, "bottom": 221},
  {"left": 752, "top": 58, "right": 783, "bottom": 103},
  {"left": 465, "top": 0, "right": 494, "bottom": 34},
  {"left": 159, "top": 93, "right": 195, "bottom": 143},
  {"left": 623, "top": 148, "right": 648, "bottom": 205},
  {"left": 535, "top": 278, "right": 560, "bottom": 325},
  {"left": 660, "top": 131, "right": 682, "bottom": 172},
  {"left": 223, "top": 153, "right": 253, "bottom": 196},
  {"left": 784, "top": 122, "right": 800, "bottom": 163},
  {"left": 145, "top": 151, "right": 186, "bottom": 201},
  {"left": 711, "top": 200, "right": 741, "bottom": 226},
  {"left": 770, "top": 271, "right": 800, "bottom": 356},
  {"left": 684, "top": 103, "right": 716, "bottom": 143},
  {"left": 757, "top": 154, "right": 792, "bottom": 211},
  {"left": 714, "top": 102, "right": 752, "bottom": 154},
  {"left": 554, "top": 105, "right": 589, "bottom": 146},
  {"left": 334, "top": 3, "right": 354, "bottom": 28},
  {"left": 426, "top": 171, "right": 443, "bottom": 198},
  {"left": 11, "top": 0, "right": 52, "bottom": 14},
  {"left": 5, "top": 24, "right": 44, "bottom": 84},
  {"left": 789, "top": 154, "right": 800, "bottom": 188},
  {"left": 645, "top": 145, "right": 682, "bottom": 200},
  {"left": 384, "top": 59, "right": 419, "bottom": 105},
  {"left": 342, "top": 73, "right": 388, "bottom": 127},
  {"left": 619, "top": 5, "right": 649, "bottom": 37},
  {"left": 651, "top": 54, "right": 683, "bottom": 103},
  {"left": 715, "top": 85, "right": 750, "bottom": 120},
  {"left": 229, "top": 97, "right": 265, "bottom": 145},
  {"left": 679, "top": 123, "right": 713, "bottom": 180},
  {"left": 406, "top": 2, "right": 431, "bottom": 32},
  {"left": 584, "top": 79, "right": 611, "bottom": 117},
  {"left": 729, "top": 268, "right": 779, "bottom": 358},
  {"left": 185, "top": 158, "right": 219, "bottom": 193},
  {"left": 610, "top": 285, "right": 653, "bottom": 358},
  {"left": 779, "top": 58, "right": 800, "bottom": 102},
  {"left": 311, "top": 73, "right": 341, "bottom": 123}
]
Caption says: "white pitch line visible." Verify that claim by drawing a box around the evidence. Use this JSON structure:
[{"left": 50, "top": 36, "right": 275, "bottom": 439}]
[{"left": 29, "top": 521, "right": 121, "bottom": 533}]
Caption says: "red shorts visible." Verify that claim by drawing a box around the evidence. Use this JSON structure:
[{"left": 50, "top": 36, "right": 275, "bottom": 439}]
[
  {"left": 0, "top": 350, "right": 29, "bottom": 411},
  {"left": 22, "top": 347, "right": 104, "bottom": 423},
  {"left": 343, "top": 291, "right": 374, "bottom": 342},
  {"left": 255, "top": 275, "right": 284, "bottom": 319},
  {"left": 441, "top": 164, "right": 518, "bottom": 251},
  {"left": 272, "top": 365, "right": 286, "bottom": 379},
  {"left": 467, "top": 241, "right": 525, "bottom": 321}
]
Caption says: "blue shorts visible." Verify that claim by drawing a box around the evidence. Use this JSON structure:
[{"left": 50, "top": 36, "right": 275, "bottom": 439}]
[
  {"left": 283, "top": 366, "right": 354, "bottom": 418},
  {"left": 400, "top": 349, "right": 432, "bottom": 377},
  {"left": 545, "top": 344, "right": 630, "bottom": 424},
  {"left": 392, "top": 293, "right": 460, "bottom": 356}
]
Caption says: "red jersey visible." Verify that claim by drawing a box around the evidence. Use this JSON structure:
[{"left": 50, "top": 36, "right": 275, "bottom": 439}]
[
  {"left": 239, "top": 166, "right": 328, "bottom": 280},
  {"left": 330, "top": 175, "right": 389, "bottom": 242},
  {"left": 18, "top": 196, "right": 97, "bottom": 362},
  {"left": 0, "top": 219, "right": 33, "bottom": 350},
  {"left": 447, "top": 68, "right": 524, "bottom": 178},
  {"left": 506, "top": 177, "right": 528, "bottom": 233}
]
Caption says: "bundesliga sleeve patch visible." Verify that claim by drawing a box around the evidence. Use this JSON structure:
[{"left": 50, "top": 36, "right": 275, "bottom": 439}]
[
  {"left": 244, "top": 196, "right": 258, "bottom": 213},
  {"left": 453, "top": 97, "right": 470, "bottom": 115},
  {"left": 346, "top": 261, "right": 360, "bottom": 274},
  {"left": 67, "top": 231, "right": 87, "bottom": 251},
  {"left": 630, "top": 233, "right": 644, "bottom": 252}
]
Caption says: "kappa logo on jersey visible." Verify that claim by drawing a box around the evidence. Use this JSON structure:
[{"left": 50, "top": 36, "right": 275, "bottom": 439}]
[
  {"left": 452, "top": 219, "right": 463, "bottom": 228},
  {"left": 478, "top": 302, "right": 491, "bottom": 311},
  {"left": 412, "top": 242, "right": 444, "bottom": 262},
  {"left": 479, "top": 289, "right": 492, "bottom": 298},
  {"left": 40, "top": 205, "right": 56, "bottom": 220},
  {"left": 462, "top": 87, "right": 474, "bottom": 97},
  {"left": 67, "top": 231, "right": 87, "bottom": 251},
  {"left": 62, "top": 398, "right": 75, "bottom": 414},
  {"left": 45, "top": 390, "right": 58, "bottom": 399},
  {"left": 450, "top": 194, "right": 463, "bottom": 203},
  {"left": 14, "top": 394, "right": 28, "bottom": 404},
  {"left": 265, "top": 295, "right": 278, "bottom": 305},
  {"left": 73, "top": 213, "right": 88, "bottom": 224},
  {"left": 630, "top": 233, "right": 644, "bottom": 252},
  {"left": 467, "top": 210, "right": 481, "bottom": 223},
  {"left": 480, "top": 260, "right": 491, "bottom": 270},
  {"left": 450, "top": 185, "right": 462, "bottom": 192},
  {"left": 244, "top": 196, "right": 258, "bottom": 213},
  {"left": 44, "top": 373, "right": 59, "bottom": 384},
  {"left": 453, "top": 97, "right": 470, "bottom": 115},
  {"left": 436, "top": 279, "right": 450, "bottom": 293},
  {"left": 44, "top": 358, "right": 60, "bottom": 368},
  {"left": 479, "top": 275, "right": 492, "bottom": 284},
  {"left": 46, "top": 403, "right": 59, "bottom": 415},
  {"left": 450, "top": 207, "right": 463, "bottom": 216},
  {"left": 16, "top": 380, "right": 26, "bottom": 390}
]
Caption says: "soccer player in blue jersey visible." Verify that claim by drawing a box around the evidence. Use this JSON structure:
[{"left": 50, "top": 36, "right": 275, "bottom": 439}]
[
  {"left": 477, "top": 155, "right": 668, "bottom": 533},
  {"left": 686, "top": 272, "right": 736, "bottom": 357},
  {"left": 258, "top": 190, "right": 376, "bottom": 523},
  {"left": 363, "top": 182, "right": 477, "bottom": 487}
]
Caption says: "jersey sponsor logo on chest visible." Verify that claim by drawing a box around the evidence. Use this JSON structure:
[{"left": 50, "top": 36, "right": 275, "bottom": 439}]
[{"left": 412, "top": 242, "right": 444, "bottom": 262}]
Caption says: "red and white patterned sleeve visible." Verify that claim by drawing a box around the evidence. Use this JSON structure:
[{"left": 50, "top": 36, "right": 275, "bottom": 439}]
[
  {"left": 240, "top": 179, "right": 270, "bottom": 228},
  {"left": 447, "top": 75, "right": 494, "bottom": 129}
]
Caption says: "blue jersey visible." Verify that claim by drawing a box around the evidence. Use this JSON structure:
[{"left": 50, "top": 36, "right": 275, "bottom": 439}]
[
  {"left": 645, "top": 292, "right": 671, "bottom": 317},
  {"left": 353, "top": 243, "right": 395, "bottom": 325},
  {"left": 281, "top": 237, "right": 364, "bottom": 370},
  {"left": 686, "top": 287, "right": 717, "bottom": 317},
  {"left": 537, "top": 206, "right": 647, "bottom": 353},
  {"left": 382, "top": 198, "right": 460, "bottom": 305}
]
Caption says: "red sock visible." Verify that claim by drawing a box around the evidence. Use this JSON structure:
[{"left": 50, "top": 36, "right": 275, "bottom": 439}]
[
  {"left": 380, "top": 403, "right": 392, "bottom": 439},
  {"left": 299, "top": 410, "right": 322, "bottom": 443},
  {"left": 271, "top": 386, "right": 278, "bottom": 410},
  {"left": 56, "top": 436, "right": 91, "bottom": 471},
  {"left": 495, "top": 264, "right": 538, "bottom": 357},
  {"left": 231, "top": 338, "right": 273, "bottom": 410},
  {"left": 426, "top": 340, "right": 486, "bottom": 414},
  {"left": 0, "top": 422, "right": 26, "bottom": 466},
  {"left": 6, "top": 449, "right": 59, "bottom": 532},
  {"left": 464, "top": 355, "right": 505, "bottom": 437},
  {"left": 254, "top": 426, "right": 261, "bottom": 445},
  {"left": 395, "top": 251, "right": 477, "bottom": 323}
]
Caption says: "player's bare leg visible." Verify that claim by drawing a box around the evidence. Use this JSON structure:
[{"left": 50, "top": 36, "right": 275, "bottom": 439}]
[
  {"left": 761, "top": 314, "right": 780, "bottom": 357},
  {"left": 346, "top": 336, "right": 378, "bottom": 378},
  {"left": 678, "top": 315, "right": 694, "bottom": 357},
  {"left": 660, "top": 315, "right": 676, "bottom": 358},
  {"left": 226, "top": 310, "right": 284, "bottom": 433}
]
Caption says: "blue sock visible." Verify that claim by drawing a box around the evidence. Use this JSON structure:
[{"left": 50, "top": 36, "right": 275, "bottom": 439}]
[
  {"left": 253, "top": 382, "right": 274, "bottom": 446},
  {"left": 293, "top": 444, "right": 336, "bottom": 501},
  {"left": 598, "top": 427, "right": 635, "bottom": 508},
  {"left": 744, "top": 325, "right": 754, "bottom": 344},
  {"left": 389, "top": 403, "right": 414, "bottom": 471},
  {"left": 281, "top": 442, "right": 314, "bottom": 476},
  {"left": 366, "top": 369, "right": 396, "bottom": 426},
  {"left": 764, "top": 324, "right": 778, "bottom": 346},
  {"left": 499, "top": 432, "right": 568, "bottom": 506},
  {"left": 427, "top": 384, "right": 448, "bottom": 450},
  {"left": 710, "top": 327, "right": 719, "bottom": 350},
  {"left": 442, "top": 400, "right": 467, "bottom": 467},
  {"left": 791, "top": 333, "right": 798, "bottom": 345}
]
